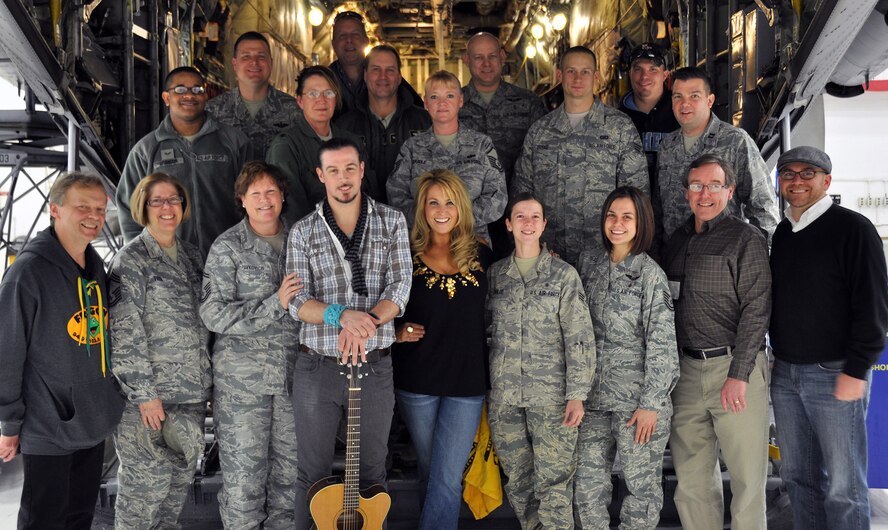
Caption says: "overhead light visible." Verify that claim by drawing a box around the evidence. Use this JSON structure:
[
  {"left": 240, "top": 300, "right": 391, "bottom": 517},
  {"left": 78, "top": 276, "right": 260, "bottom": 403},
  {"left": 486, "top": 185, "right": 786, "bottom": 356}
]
[
  {"left": 531, "top": 24, "right": 544, "bottom": 40},
  {"left": 309, "top": 7, "right": 324, "bottom": 27},
  {"left": 364, "top": 44, "right": 373, "bottom": 56},
  {"left": 525, "top": 44, "right": 537, "bottom": 59},
  {"left": 552, "top": 13, "right": 567, "bottom": 31}
]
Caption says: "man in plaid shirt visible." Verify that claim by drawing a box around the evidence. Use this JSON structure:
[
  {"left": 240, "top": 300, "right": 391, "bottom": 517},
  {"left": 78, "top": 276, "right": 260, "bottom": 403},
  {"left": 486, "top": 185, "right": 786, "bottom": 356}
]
[
  {"left": 285, "top": 137, "right": 412, "bottom": 530},
  {"left": 659, "top": 154, "right": 771, "bottom": 530}
]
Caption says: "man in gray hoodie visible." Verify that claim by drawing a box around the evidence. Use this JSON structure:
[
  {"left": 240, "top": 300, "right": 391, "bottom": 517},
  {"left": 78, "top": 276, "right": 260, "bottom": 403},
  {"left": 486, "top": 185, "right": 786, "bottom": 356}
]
[{"left": 0, "top": 171, "right": 125, "bottom": 529}]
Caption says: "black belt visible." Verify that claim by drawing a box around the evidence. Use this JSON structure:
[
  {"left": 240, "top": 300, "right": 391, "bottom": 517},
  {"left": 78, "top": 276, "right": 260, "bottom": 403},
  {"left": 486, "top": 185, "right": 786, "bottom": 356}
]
[
  {"left": 681, "top": 346, "right": 732, "bottom": 360},
  {"left": 298, "top": 344, "right": 391, "bottom": 363}
]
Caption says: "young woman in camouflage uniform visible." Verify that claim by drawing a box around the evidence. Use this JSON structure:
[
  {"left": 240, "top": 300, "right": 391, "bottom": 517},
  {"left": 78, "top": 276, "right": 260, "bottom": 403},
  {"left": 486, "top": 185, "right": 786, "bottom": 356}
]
[
  {"left": 573, "top": 186, "right": 679, "bottom": 529},
  {"left": 108, "top": 173, "right": 212, "bottom": 529},
  {"left": 486, "top": 192, "right": 595, "bottom": 530},
  {"left": 200, "top": 161, "right": 303, "bottom": 529}
]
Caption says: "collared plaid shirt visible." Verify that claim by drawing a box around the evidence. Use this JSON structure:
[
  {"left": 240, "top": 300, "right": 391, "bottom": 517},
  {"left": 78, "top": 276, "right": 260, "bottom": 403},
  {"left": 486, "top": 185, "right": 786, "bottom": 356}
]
[
  {"left": 286, "top": 197, "right": 412, "bottom": 357},
  {"left": 660, "top": 211, "right": 772, "bottom": 381}
]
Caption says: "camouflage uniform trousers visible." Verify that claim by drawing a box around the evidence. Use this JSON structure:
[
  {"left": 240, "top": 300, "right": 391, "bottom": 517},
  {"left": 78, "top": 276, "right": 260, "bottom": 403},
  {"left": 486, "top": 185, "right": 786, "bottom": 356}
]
[
  {"left": 214, "top": 388, "right": 297, "bottom": 530},
  {"left": 113, "top": 401, "right": 205, "bottom": 530},
  {"left": 488, "top": 402, "right": 579, "bottom": 530},
  {"left": 574, "top": 408, "right": 671, "bottom": 530}
]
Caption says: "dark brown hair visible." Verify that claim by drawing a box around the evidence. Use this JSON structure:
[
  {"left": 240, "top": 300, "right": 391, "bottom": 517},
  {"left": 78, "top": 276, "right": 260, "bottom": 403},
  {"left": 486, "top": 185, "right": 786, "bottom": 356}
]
[
  {"left": 234, "top": 161, "right": 289, "bottom": 214},
  {"left": 600, "top": 186, "right": 654, "bottom": 255},
  {"left": 684, "top": 153, "right": 736, "bottom": 188}
]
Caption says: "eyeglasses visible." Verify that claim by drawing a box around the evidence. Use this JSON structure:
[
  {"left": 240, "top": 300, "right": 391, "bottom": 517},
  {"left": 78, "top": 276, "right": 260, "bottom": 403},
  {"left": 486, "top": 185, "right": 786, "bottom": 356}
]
[
  {"left": 147, "top": 196, "right": 184, "bottom": 208},
  {"left": 334, "top": 11, "right": 364, "bottom": 24},
  {"left": 687, "top": 183, "right": 729, "bottom": 193},
  {"left": 166, "top": 85, "right": 206, "bottom": 95},
  {"left": 304, "top": 89, "right": 337, "bottom": 99},
  {"left": 778, "top": 169, "right": 825, "bottom": 181}
]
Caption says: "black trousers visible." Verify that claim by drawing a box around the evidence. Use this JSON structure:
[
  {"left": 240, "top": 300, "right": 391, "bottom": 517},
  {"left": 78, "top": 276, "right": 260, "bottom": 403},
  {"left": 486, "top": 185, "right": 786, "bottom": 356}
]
[{"left": 18, "top": 441, "right": 105, "bottom": 530}]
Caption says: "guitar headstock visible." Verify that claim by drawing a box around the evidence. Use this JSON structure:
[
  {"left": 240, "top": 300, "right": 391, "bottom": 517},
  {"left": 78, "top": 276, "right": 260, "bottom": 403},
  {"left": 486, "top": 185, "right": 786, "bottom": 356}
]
[{"left": 340, "top": 361, "right": 365, "bottom": 389}]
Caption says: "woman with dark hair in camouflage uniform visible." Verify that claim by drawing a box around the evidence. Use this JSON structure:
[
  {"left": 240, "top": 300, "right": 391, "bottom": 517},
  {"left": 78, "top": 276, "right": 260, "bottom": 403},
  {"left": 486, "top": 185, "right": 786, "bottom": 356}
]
[
  {"left": 573, "top": 186, "right": 679, "bottom": 530},
  {"left": 200, "top": 161, "right": 303, "bottom": 529}
]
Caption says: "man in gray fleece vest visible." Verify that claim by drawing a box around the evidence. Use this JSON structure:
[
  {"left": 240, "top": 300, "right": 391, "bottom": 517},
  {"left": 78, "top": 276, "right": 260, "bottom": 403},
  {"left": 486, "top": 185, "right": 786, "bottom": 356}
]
[{"left": 0, "top": 171, "right": 125, "bottom": 529}]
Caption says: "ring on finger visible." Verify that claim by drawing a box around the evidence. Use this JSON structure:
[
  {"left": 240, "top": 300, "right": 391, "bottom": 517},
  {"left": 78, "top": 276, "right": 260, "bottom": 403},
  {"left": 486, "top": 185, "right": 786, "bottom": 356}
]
[{"left": 406, "top": 326, "right": 414, "bottom": 334}]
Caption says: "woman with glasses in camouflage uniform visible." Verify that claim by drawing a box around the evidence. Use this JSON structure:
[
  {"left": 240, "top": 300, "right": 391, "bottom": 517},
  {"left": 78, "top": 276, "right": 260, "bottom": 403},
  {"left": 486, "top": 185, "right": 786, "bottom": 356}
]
[{"left": 108, "top": 172, "right": 212, "bottom": 529}]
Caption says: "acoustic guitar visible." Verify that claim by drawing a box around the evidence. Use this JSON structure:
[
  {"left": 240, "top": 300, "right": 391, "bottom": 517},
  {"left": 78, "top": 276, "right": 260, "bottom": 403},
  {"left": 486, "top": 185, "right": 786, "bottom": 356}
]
[{"left": 308, "top": 362, "right": 392, "bottom": 530}]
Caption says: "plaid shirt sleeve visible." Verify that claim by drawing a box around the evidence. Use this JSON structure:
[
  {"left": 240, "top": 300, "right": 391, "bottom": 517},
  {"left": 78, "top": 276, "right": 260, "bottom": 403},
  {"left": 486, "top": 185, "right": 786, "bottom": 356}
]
[
  {"left": 378, "top": 207, "right": 412, "bottom": 315},
  {"left": 285, "top": 215, "right": 314, "bottom": 320},
  {"left": 728, "top": 228, "right": 771, "bottom": 381}
]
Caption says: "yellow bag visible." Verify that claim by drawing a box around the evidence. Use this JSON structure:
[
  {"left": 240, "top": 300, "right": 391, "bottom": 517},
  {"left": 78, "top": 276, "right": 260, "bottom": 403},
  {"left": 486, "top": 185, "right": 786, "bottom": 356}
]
[{"left": 462, "top": 402, "right": 503, "bottom": 519}]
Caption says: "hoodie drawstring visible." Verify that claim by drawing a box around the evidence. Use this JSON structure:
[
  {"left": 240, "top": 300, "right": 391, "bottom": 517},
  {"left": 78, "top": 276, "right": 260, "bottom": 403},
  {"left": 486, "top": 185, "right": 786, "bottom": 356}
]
[{"left": 78, "top": 277, "right": 109, "bottom": 377}]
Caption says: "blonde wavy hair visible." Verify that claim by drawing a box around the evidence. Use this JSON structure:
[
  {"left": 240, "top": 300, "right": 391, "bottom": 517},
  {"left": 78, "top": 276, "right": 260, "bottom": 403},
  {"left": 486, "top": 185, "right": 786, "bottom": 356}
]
[{"left": 411, "top": 169, "right": 481, "bottom": 274}]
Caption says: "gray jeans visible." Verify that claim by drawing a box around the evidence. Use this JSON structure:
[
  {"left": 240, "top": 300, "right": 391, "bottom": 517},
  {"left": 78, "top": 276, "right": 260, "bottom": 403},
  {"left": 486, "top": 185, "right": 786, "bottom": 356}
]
[{"left": 291, "top": 350, "right": 395, "bottom": 530}]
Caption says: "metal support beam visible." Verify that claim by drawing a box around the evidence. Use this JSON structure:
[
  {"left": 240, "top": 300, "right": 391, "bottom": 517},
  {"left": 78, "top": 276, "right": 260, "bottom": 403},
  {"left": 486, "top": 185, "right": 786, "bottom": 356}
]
[
  {"left": 67, "top": 119, "right": 79, "bottom": 172},
  {"left": 148, "top": 0, "right": 160, "bottom": 130},
  {"left": 123, "top": 0, "right": 136, "bottom": 154},
  {"left": 780, "top": 115, "right": 791, "bottom": 153}
]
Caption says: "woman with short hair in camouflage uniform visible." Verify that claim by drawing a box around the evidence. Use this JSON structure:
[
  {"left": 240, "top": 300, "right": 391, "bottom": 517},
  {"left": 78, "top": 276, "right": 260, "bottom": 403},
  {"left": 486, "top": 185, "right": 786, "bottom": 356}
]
[
  {"left": 200, "top": 161, "right": 303, "bottom": 529},
  {"left": 486, "top": 192, "right": 595, "bottom": 530},
  {"left": 108, "top": 172, "right": 212, "bottom": 529},
  {"left": 573, "top": 186, "right": 679, "bottom": 529},
  {"left": 391, "top": 169, "right": 493, "bottom": 530}
]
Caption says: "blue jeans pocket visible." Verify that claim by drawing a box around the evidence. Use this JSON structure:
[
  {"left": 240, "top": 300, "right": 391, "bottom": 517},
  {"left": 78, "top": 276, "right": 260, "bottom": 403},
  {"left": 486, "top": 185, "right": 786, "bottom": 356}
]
[{"left": 816, "top": 360, "right": 844, "bottom": 372}]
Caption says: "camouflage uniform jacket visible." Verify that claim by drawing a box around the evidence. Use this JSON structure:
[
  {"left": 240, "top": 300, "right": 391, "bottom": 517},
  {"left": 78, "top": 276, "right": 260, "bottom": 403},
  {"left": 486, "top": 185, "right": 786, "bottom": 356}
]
[
  {"left": 335, "top": 84, "right": 432, "bottom": 203},
  {"left": 486, "top": 249, "right": 596, "bottom": 407},
  {"left": 656, "top": 113, "right": 779, "bottom": 241},
  {"left": 116, "top": 114, "right": 251, "bottom": 259},
  {"left": 266, "top": 114, "right": 365, "bottom": 224},
  {"left": 576, "top": 250, "right": 678, "bottom": 412},
  {"left": 206, "top": 84, "right": 301, "bottom": 158},
  {"left": 459, "top": 81, "right": 548, "bottom": 183},
  {"left": 386, "top": 127, "right": 507, "bottom": 242},
  {"left": 109, "top": 229, "right": 212, "bottom": 404},
  {"left": 513, "top": 101, "right": 649, "bottom": 266},
  {"left": 200, "top": 218, "right": 300, "bottom": 397}
]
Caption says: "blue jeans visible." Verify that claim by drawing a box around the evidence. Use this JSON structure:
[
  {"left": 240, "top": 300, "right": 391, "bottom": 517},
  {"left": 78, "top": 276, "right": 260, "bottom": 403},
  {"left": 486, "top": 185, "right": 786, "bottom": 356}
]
[
  {"left": 396, "top": 390, "right": 484, "bottom": 530},
  {"left": 771, "top": 358, "right": 872, "bottom": 530}
]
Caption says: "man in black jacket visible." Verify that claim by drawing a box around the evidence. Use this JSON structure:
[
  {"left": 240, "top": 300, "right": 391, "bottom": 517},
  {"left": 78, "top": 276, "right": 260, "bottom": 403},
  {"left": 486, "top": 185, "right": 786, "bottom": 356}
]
[
  {"left": 619, "top": 43, "right": 678, "bottom": 180},
  {"left": 0, "top": 172, "right": 125, "bottom": 529},
  {"left": 329, "top": 12, "right": 422, "bottom": 116},
  {"left": 336, "top": 45, "right": 431, "bottom": 204}
]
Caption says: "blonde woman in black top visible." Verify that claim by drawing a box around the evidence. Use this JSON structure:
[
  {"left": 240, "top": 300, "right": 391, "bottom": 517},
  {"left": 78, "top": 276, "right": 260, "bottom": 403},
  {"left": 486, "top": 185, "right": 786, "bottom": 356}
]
[{"left": 392, "top": 169, "right": 492, "bottom": 530}]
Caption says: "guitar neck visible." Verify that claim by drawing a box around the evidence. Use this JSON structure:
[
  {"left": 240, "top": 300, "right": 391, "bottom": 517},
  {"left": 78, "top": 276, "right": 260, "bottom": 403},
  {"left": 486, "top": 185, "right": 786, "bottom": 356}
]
[{"left": 344, "top": 364, "right": 362, "bottom": 511}]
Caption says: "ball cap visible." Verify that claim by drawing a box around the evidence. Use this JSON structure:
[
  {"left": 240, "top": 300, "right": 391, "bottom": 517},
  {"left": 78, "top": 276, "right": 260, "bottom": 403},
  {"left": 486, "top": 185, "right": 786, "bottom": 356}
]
[
  {"left": 630, "top": 43, "right": 667, "bottom": 67},
  {"left": 777, "top": 146, "right": 832, "bottom": 173}
]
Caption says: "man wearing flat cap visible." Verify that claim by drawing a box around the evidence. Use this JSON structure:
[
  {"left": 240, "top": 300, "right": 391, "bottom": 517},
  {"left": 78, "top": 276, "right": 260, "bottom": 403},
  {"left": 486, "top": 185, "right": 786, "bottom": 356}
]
[{"left": 769, "top": 146, "right": 888, "bottom": 530}]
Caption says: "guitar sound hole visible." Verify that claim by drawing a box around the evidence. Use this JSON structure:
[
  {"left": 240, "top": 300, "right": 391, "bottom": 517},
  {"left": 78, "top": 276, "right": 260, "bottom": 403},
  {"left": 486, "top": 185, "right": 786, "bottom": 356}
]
[{"left": 336, "top": 510, "right": 364, "bottom": 529}]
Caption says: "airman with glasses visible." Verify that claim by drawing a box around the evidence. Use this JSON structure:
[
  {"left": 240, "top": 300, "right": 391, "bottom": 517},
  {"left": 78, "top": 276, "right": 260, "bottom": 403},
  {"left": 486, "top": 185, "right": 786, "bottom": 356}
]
[{"left": 118, "top": 66, "right": 252, "bottom": 259}]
